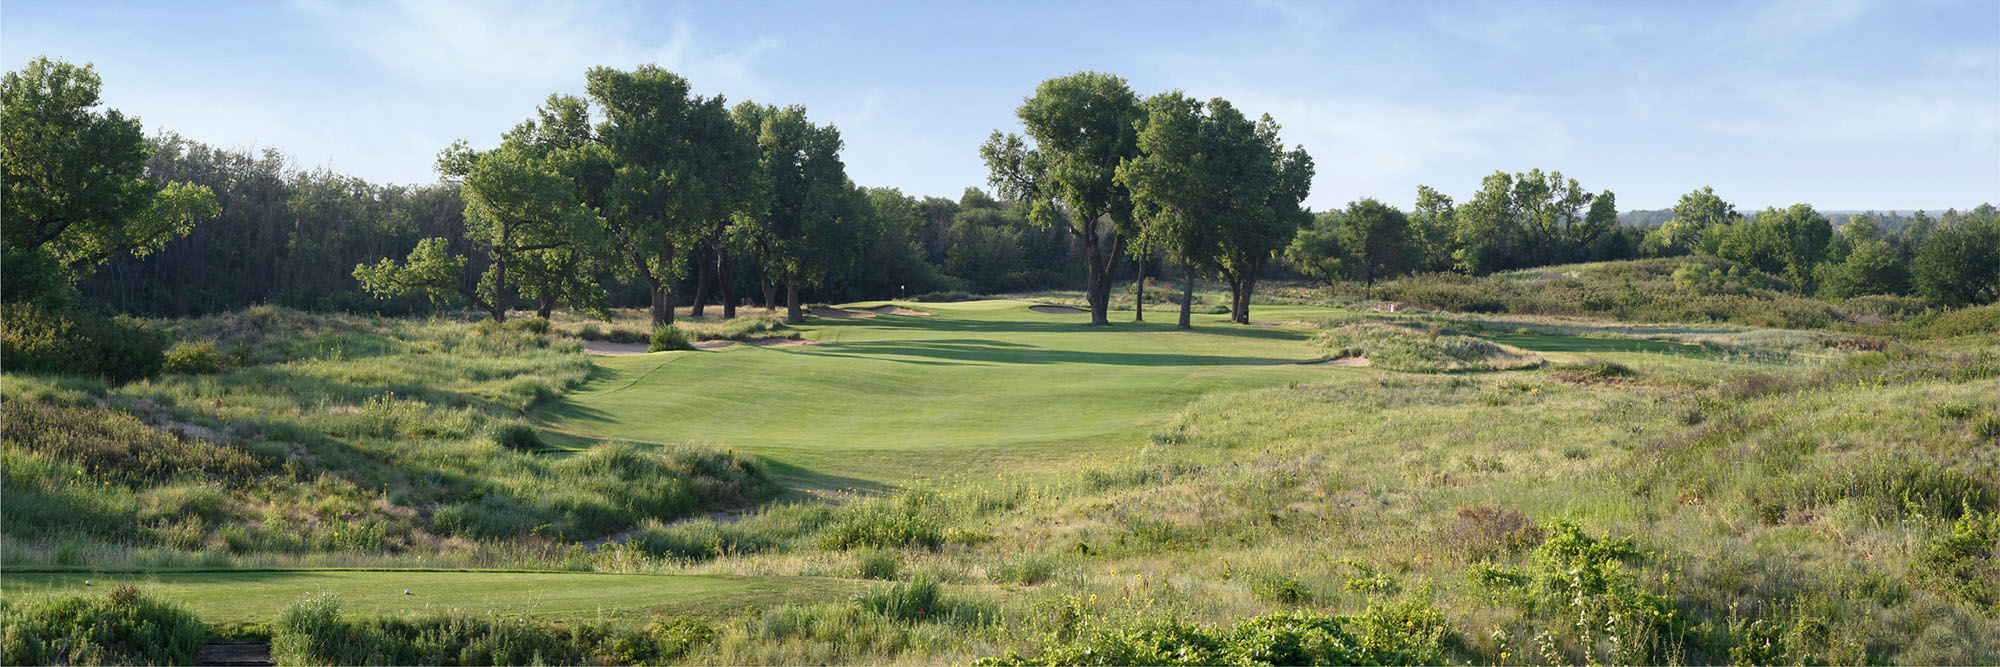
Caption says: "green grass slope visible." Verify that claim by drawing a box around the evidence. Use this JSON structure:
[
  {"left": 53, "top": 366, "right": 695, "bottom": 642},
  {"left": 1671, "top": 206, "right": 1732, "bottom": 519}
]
[{"left": 538, "top": 300, "right": 1334, "bottom": 488}]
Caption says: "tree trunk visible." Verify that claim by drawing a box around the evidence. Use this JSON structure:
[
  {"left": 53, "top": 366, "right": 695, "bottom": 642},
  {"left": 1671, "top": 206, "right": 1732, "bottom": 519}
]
[
  {"left": 1083, "top": 226, "right": 1111, "bottom": 326},
  {"left": 785, "top": 279, "right": 802, "bottom": 324},
  {"left": 690, "top": 242, "right": 714, "bottom": 318},
  {"left": 1178, "top": 263, "right": 1195, "bottom": 330},
  {"left": 1133, "top": 244, "right": 1147, "bottom": 322},
  {"left": 491, "top": 253, "right": 509, "bottom": 323},
  {"left": 720, "top": 247, "right": 737, "bottom": 319},
  {"left": 760, "top": 276, "right": 777, "bottom": 311},
  {"left": 652, "top": 238, "right": 676, "bottom": 326},
  {"left": 536, "top": 291, "right": 555, "bottom": 320}
]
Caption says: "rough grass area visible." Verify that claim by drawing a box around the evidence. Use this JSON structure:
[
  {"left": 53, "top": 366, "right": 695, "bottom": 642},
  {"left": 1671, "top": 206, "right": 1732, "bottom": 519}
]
[
  {"left": 1, "top": 306, "right": 776, "bottom": 567},
  {"left": 1370, "top": 256, "right": 1903, "bottom": 331},
  {"left": 5, "top": 270, "right": 1998, "bottom": 665},
  {"left": 1310, "top": 320, "right": 1543, "bottom": 372}
]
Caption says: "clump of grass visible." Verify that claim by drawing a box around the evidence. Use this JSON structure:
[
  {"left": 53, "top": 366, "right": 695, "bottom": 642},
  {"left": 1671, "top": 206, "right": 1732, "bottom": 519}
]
[
  {"left": 977, "top": 601, "right": 1453, "bottom": 666},
  {"left": 0, "top": 585, "right": 208, "bottom": 665},
  {"left": 1311, "top": 321, "right": 1541, "bottom": 373},
  {"left": 1548, "top": 358, "right": 1635, "bottom": 383},
  {"left": 1443, "top": 505, "right": 1544, "bottom": 560},
  {"left": 856, "top": 550, "right": 900, "bottom": 580},
  {"left": 271, "top": 593, "right": 715, "bottom": 665},
  {"left": 818, "top": 489, "right": 948, "bottom": 551},
  {"left": 988, "top": 553, "right": 1058, "bottom": 585}
]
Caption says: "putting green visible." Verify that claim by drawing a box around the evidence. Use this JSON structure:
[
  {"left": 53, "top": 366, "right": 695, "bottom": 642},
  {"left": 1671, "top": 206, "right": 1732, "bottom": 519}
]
[
  {"left": 537, "top": 300, "right": 1337, "bottom": 487},
  {"left": 1, "top": 570, "right": 858, "bottom": 624}
]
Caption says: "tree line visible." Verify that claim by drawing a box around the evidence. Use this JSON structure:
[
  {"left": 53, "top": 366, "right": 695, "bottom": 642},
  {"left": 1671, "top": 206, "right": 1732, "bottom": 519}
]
[{"left": 8, "top": 54, "right": 1995, "bottom": 361}]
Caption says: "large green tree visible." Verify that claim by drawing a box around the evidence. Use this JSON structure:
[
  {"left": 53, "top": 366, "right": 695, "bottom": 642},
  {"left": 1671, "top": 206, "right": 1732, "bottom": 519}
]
[
  {"left": 354, "top": 141, "right": 600, "bottom": 321},
  {"left": 1642, "top": 186, "right": 1740, "bottom": 257},
  {"left": 1118, "top": 91, "right": 1216, "bottom": 329},
  {"left": 2, "top": 56, "right": 217, "bottom": 306},
  {"left": 1409, "top": 185, "right": 1458, "bottom": 273},
  {"left": 982, "top": 72, "right": 1142, "bottom": 326},
  {"left": 588, "top": 65, "right": 757, "bottom": 326},
  {"left": 1911, "top": 215, "right": 2000, "bottom": 306},
  {"left": 734, "top": 103, "right": 859, "bottom": 322},
  {"left": 1209, "top": 103, "right": 1312, "bottom": 324},
  {"left": 1337, "top": 198, "right": 1415, "bottom": 292}
]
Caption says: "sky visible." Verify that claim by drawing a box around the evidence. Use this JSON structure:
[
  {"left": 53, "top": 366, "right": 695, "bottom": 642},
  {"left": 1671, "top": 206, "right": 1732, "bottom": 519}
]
[{"left": 5, "top": 0, "right": 1997, "bottom": 212}]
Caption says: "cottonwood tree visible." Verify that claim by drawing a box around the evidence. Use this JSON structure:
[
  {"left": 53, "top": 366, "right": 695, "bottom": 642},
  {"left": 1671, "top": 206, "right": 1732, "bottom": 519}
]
[
  {"left": 354, "top": 142, "right": 599, "bottom": 321},
  {"left": 982, "top": 72, "right": 1141, "bottom": 326},
  {"left": 2, "top": 56, "right": 218, "bottom": 306},
  {"left": 1210, "top": 103, "right": 1312, "bottom": 324},
  {"left": 588, "top": 65, "right": 756, "bottom": 326},
  {"left": 1119, "top": 91, "right": 1218, "bottom": 329},
  {"left": 734, "top": 103, "right": 860, "bottom": 322}
]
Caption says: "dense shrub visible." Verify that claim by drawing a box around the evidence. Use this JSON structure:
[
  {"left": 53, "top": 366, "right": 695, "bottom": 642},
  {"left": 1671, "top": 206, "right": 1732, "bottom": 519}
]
[
  {"left": 1547, "top": 358, "right": 1636, "bottom": 383},
  {"left": 1, "top": 586, "right": 208, "bottom": 666},
  {"left": 160, "top": 340, "right": 231, "bottom": 375},
  {"left": 1909, "top": 510, "right": 1999, "bottom": 615},
  {"left": 2, "top": 302, "right": 166, "bottom": 382},
  {"left": 649, "top": 324, "right": 692, "bottom": 352},
  {"left": 1444, "top": 505, "right": 1545, "bottom": 559}
]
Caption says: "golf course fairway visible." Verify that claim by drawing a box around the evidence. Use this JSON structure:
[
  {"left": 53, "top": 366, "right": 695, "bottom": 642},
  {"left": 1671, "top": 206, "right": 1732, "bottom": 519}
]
[{"left": 537, "top": 300, "right": 1340, "bottom": 487}]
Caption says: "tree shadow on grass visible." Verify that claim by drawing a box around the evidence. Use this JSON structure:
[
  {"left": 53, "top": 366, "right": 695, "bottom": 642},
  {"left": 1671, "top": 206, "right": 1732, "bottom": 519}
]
[{"left": 800, "top": 338, "right": 1304, "bottom": 367}]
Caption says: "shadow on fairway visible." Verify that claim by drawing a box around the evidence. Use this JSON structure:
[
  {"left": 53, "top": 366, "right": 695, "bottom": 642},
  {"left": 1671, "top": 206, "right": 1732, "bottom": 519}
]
[{"left": 801, "top": 338, "right": 1304, "bottom": 367}]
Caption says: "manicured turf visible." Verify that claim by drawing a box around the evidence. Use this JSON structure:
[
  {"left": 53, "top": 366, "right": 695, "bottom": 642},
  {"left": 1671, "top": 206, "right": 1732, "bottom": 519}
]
[
  {"left": 537, "top": 300, "right": 1337, "bottom": 487},
  {"left": 0, "top": 570, "right": 858, "bottom": 624}
]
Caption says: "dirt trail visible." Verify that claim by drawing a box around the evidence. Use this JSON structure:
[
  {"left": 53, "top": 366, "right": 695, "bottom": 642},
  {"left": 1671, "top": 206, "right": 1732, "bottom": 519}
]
[{"left": 197, "top": 642, "right": 272, "bottom": 666}]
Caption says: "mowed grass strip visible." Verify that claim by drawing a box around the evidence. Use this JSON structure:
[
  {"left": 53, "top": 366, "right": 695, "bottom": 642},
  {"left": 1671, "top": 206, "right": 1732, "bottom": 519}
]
[
  {"left": 538, "top": 300, "right": 1335, "bottom": 485},
  {"left": 0, "top": 570, "right": 858, "bottom": 624}
]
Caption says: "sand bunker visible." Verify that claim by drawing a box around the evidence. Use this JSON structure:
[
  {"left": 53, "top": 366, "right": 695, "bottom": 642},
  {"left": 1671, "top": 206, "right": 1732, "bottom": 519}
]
[
  {"left": 691, "top": 340, "right": 736, "bottom": 350},
  {"left": 1029, "top": 305, "right": 1087, "bottom": 314},
  {"left": 743, "top": 336, "right": 821, "bottom": 347},
  {"left": 809, "top": 306, "right": 874, "bottom": 319},
  {"left": 863, "top": 305, "right": 931, "bottom": 316},
  {"left": 584, "top": 341, "right": 651, "bottom": 356},
  {"left": 1314, "top": 356, "right": 1373, "bottom": 367}
]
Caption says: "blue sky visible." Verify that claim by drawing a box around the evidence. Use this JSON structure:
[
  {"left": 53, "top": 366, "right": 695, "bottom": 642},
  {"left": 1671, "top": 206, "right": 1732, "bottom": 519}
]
[{"left": 5, "top": 0, "right": 1996, "bottom": 211}]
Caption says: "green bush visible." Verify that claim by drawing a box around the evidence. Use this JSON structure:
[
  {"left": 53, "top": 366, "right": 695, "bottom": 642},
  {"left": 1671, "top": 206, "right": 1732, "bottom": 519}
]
[
  {"left": 649, "top": 324, "right": 692, "bottom": 352},
  {"left": 161, "top": 340, "right": 230, "bottom": 375},
  {"left": 1909, "top": 509, "right": 1999, "bottom": 614},
  {"left": 2, "top": 302, "right": 166, "bottom": 382},
  {"left": 1, "top": 585, "right": 208, "bottom": 666}
]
